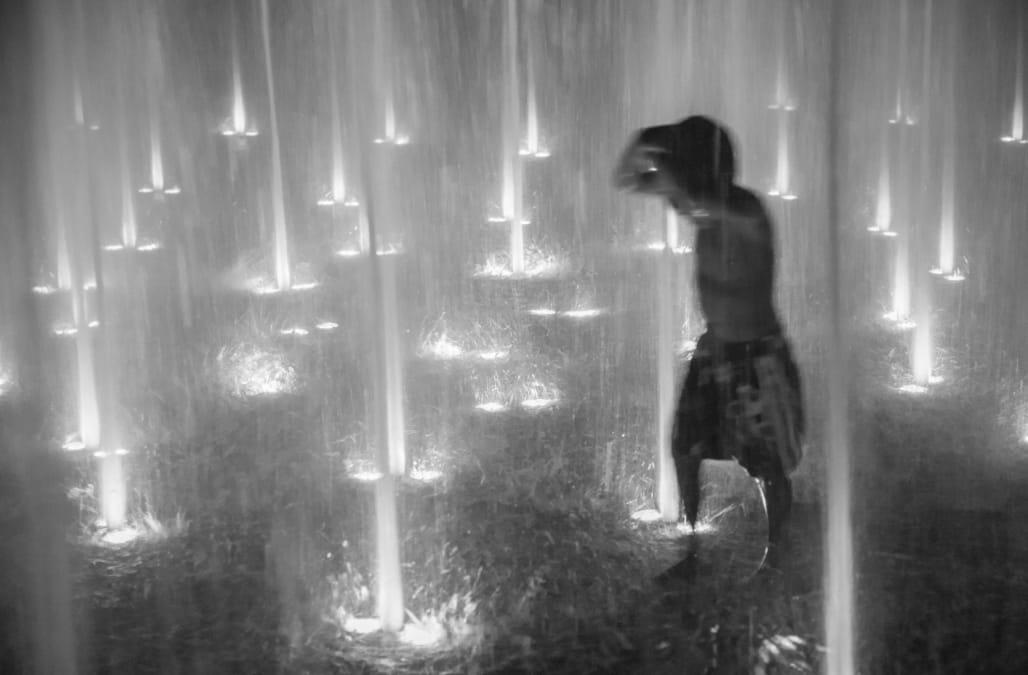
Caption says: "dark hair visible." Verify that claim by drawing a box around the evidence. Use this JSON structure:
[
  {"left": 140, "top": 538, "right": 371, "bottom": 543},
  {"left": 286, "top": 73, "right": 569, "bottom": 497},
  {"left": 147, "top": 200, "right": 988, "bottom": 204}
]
[{"left": 638, "top": 115, "right": 735, "bottom": 199}]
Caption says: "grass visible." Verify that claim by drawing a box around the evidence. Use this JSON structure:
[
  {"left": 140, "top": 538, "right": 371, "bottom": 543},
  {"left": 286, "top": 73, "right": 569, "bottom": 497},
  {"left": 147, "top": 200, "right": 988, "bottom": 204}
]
[{"left": 2, "top": 319, "right": 1027, "bottom": 673}]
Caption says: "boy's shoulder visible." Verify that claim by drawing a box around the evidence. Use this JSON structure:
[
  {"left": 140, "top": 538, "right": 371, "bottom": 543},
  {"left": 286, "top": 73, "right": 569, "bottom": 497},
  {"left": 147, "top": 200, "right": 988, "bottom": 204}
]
[{"left": 727, "top": 184, "right": 769, "bottom": 219}]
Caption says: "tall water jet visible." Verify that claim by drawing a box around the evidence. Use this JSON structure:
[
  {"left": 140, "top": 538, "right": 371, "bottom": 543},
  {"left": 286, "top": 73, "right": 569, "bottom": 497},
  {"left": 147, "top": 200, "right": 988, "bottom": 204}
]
[
  {"left": 115, "top": 78, "right": 138, "bottom": 250},
  {"left": 891, "top": 233, "right": 911, "bottom": 320},
  {"left": 888, "top": 0, "right": 912, "bottom": 125},
  {"left": 769, "top": 2, "right": 796, "bottom": 111},
  {"left": 1001, "top": 5, "right": 1024, "bottom": 143},
  {"left": 222, "top": 0, "right": 256, "bottom": 138},
  {"left": 869, "top": 130, "right": 892, "bottom": 234},
  {"left": 140, "top": 3, "right": 173, "bottom": 195},
  {"left": 655, "top": 208, "right": 681, "bottom": 522},
  {"left": 769, "top": 112, "right": 796, "bottom": 200},
  {"left": 362, "top": 147, "right": 406, "bottom": 634},
  {"left": 327, "top": 17, "right": 348, "bottom": 204},
  {"left": 96, "top": 448, "right": 128, "bottom": 530},
  {"left": 351, "top": 1, "right": 405, "bottom": 631},
  {"left": 259, "top": 0, "right": 291, "bottom": 291},
  {"left": 501, "top": 0, "right": 525, "bottom": 274},
  {"left": 910, "top": 0, "right": 935, "bottom": 385},
  {"left": 520, "top": 0, "right": 548, "bottom": 157},
  {"left": 825, "top": 1, "right": 855, "bottom": 671},
  {"left": 372, "top": 0, "right": 406, "bottom": 144},
  {"left": 55, "top": 208, "right": 73, "bottom": 292},
  {"left": 933, "top": 118, "right": 956, "bottom": 278}
]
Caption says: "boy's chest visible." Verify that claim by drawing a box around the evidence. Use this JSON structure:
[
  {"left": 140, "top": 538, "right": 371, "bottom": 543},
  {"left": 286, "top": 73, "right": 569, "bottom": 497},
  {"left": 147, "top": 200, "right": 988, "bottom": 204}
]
[{"left": 695, "top": 227, "right": 743, "bottom": 279}]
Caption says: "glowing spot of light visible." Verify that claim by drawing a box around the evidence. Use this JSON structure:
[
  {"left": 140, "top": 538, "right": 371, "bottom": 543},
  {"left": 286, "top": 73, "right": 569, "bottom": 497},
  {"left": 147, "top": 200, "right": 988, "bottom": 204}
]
[
  {"left": 410, "top": 468, "right": 443, "bottom": 482},
  {"left": 101, "top": 527, "right": 141, "bottom": 545}
]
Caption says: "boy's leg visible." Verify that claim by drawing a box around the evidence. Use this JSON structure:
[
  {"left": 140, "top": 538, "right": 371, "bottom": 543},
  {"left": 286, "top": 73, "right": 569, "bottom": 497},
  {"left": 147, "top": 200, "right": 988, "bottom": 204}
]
[
  {"left": 675, "top": 447, "right": 704, "bottom": 529},
  {"left": 763, "top": 458, "right": 792, "bottom": 544},
  {"left": 672, "top": 341, "right": 717, "bottom": 529}
]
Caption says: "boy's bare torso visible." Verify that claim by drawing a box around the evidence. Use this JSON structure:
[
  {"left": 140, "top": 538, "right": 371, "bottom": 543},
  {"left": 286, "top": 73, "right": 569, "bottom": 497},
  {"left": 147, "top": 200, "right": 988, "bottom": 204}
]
[{"left": 691, "top": 185, "right": 780, "bottom": 343}]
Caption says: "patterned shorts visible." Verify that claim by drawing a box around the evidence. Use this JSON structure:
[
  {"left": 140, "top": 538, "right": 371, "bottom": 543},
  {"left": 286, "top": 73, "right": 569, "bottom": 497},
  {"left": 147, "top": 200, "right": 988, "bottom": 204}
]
[{"left": 672, "top": 332, "right": 804, "bottom": 477}]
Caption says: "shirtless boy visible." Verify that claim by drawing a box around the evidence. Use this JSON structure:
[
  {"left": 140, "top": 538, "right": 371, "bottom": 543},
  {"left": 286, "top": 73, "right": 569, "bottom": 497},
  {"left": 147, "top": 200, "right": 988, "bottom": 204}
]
[{"left": 615, "top": 116, "right": 804, "bottom": 545}]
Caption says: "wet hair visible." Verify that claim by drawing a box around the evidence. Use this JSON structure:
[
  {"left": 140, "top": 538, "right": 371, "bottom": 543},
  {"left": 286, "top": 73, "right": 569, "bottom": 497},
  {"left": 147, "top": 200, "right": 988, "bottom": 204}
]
[{"left": 638, "top": 115, "right": 736, "bottom": 199}]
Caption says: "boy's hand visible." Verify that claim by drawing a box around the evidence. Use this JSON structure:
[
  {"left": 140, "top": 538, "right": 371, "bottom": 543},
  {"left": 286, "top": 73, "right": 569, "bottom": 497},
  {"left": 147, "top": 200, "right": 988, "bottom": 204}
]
[{"left": 613, "top": 138, "right": 678, "bottom": 196}]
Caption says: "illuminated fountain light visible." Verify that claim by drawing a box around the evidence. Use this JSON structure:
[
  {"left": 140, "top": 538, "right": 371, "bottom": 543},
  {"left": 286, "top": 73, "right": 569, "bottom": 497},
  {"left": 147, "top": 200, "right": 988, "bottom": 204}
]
[
  {"left": 315, "top": 321, "right": 339, "bottom": 331},
  {"left": 279, "top": 326, "right": 310, "bottom": 337},
  {"left": 521, "top": 396, "right": 559, "bottom": 410},
  {"left": 881, "top": 311, "right": 916, "bottom": 331},
  {"left": 629, "top": 508, "right": 716, "bottom": 534},
  {"left": 137, "top": 184, "right": 181, "bottom": 197},
  {"left": 92, "top": 448, "right": 130, "bottom": 458},
  {"left": 636, "top": 240, "right": 693, "bottom": 255},
  {"left": 485, "top": 213, "right": 532, "bottom": 226},
  {"left": 629, "top": 508, "right": 664, "bottom": 524},
  {"left": 373, "top": 134, "right": 411, "bottom": 147},
  {"left": 473, "top": 246, "right": 569, "bottom": 280},
  {"left": 895, "top": 377, "right": 944, "bottom": 395},
  {"left": 100, "top": 527, "right": 141, "bottom": 546},
  {"left": 53, "top": 323, "right": 78, "bottom": 337},
  {"left": 62, "top": 435, "right": 87, "bottom": 452},
  {"left": 103, "top": 238, "right": 162, "bottom": 253},
  {"left": 527, "top": 307, "right": 557, "bottom": 317},
  {"left": 336, "top": 242, "right": 403, "bottom": 258},
  {"left": 317, "top": 192, "right": 360, "bottom": 207},
  {"left": 32, "top": 284, "right": 60, "bottom": 295},
  {"left": 677, "top": 520, "right": 716, "bottom": 535},
  {"left": 417, "top": 321, "right": 512, "bottom": 363},
  {"left": 87, "top": 320, "right": 100, "bottom": 329},
  {"left": 929, "top": 267, "right": 966, "bottom": 282},
  {"left": 471, "top": 364, "right": 548, "bottom": 415},
  {"left": 343, "top": 616, "right": 382, "bottom": 635},
  {"left": 476, "top": 349, "right": 510, "bottom": 362},
  {"left": 409, "top": 467, "right": 443, "bottom": 483},
  {"left": 888, "top": 114, "right": 918, "bottom": 127},
  {"left": 399, "top": 620, "right": 447, "bottom": 647},
  {"left": 420, "top": 334, "right": 463, "bottom": 360},
  {"left": 560, "top": 308, "right": 606, "bottom": 320},
  {"left": 217, "top": 343, "right": 299, "bottom": 398},
  {"left": 248, "top": 276, "right": 320, "bottom": 296}
]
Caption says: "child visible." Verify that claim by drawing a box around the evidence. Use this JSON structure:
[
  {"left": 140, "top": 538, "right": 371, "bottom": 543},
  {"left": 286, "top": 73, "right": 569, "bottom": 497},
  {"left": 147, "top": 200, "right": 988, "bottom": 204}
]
[{"left": 614, "top": 116, "right": 804, "bottom": 545}]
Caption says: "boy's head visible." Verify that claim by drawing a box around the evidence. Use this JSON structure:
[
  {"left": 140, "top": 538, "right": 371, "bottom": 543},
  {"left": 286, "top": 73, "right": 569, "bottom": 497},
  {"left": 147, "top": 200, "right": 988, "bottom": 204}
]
[{"left": 638, "top": 115, "right": 736, "bottom": 202}]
